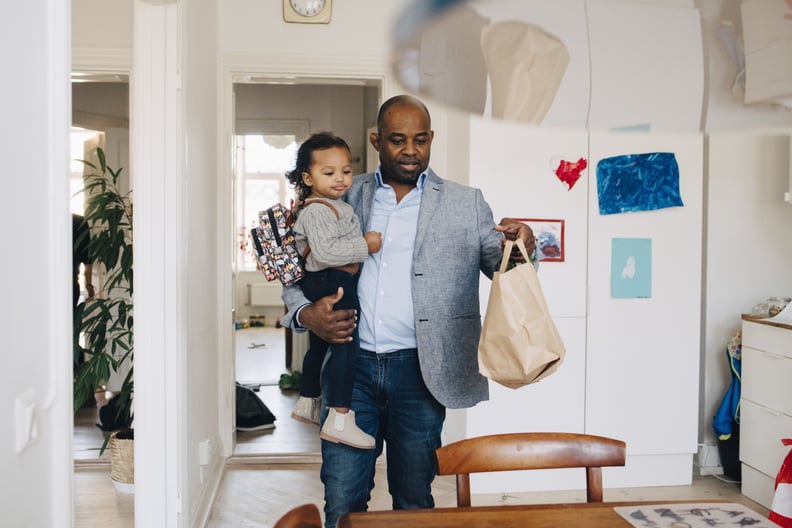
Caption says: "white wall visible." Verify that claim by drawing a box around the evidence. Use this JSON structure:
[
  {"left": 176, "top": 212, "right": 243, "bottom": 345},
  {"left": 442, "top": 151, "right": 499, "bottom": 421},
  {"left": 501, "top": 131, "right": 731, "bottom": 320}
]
[
  {"left": 701, "top": 131, "right": 792, "bottom": 451},
  {"left": 234, "top": 84, "right": 373, "bottom": 146},
  {"left": 72, "top": 0, "right": 133, "bottom": 48},
  {"left": 72, "top": 82, "right": 129, "bottom": 128},
  {"left": 1, "top": 1, "right": 73, "bottom": 526},
  {"left": 182, "top": 0, "right": 223, "bottom": 523}
]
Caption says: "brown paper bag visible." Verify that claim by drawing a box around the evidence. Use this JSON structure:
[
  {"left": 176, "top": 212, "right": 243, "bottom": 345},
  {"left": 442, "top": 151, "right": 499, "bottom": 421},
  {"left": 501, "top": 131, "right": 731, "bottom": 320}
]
[{"left": 478, "top": 239, "right": 566, "bottom": 389}]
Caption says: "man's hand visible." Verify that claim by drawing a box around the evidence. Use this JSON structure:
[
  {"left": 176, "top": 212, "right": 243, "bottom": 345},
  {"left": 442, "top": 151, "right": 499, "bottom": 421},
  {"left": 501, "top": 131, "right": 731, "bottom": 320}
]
[
  {"left": 298, "top": 287, "right": 357, "bottom": 344},
  {"left": 496, "top": 218, "right": 536, "bottom": 257}
]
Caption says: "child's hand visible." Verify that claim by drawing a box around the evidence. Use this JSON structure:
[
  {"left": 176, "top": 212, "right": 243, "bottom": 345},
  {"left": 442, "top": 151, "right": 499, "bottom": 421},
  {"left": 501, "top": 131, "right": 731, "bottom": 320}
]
[{"left": 365, "top": 231, "right": 382, "bottom": 254}]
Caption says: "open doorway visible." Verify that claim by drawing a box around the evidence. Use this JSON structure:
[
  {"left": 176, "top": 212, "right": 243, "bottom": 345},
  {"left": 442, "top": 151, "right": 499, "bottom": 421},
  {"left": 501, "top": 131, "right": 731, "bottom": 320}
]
[
  {"left": 230, "top": 79, "right": 380, "bottom": 457},
  {"left": 71, "top": 76, "right": 131, "bottom": 463}
]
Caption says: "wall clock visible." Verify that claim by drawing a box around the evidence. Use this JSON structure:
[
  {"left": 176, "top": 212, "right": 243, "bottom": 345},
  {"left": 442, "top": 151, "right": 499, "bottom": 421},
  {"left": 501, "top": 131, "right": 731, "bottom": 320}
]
[{"left": 283, "top": 0, "right": 332, "bottom": 24}]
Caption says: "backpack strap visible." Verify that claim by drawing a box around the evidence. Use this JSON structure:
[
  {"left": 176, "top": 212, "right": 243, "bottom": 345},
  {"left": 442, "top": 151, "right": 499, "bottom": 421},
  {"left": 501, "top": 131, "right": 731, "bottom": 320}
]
[
  {"left": 301, "top": 198, "right": 340, "bottom": 219},
  {"left": 298, "top": 199, "right": 341, "bottom": 260}
]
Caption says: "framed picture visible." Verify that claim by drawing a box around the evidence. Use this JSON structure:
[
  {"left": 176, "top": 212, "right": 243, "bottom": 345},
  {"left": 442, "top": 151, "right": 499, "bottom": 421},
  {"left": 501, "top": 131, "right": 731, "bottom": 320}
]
[{"left": 516, "top": 218, "right": 565, "bottom": 262}]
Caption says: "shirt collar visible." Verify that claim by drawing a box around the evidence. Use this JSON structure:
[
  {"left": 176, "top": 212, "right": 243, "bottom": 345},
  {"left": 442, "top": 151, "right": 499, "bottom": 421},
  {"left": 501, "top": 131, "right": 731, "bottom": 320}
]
[{"left": 374, "top": 168, "right": 428, "bottom": 190}]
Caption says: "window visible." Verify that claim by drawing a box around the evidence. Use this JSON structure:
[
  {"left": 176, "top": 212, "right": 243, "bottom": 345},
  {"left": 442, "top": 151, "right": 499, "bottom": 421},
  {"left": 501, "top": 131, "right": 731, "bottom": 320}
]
[
  {"left": 70, "top": 127, "right": 104, "bottom": 215},
  {"left": 70, "top": 127, "right": 103, "bottom": 302},
  {"left": 236, "top": 126, "right": 305, "bottom": 271}
]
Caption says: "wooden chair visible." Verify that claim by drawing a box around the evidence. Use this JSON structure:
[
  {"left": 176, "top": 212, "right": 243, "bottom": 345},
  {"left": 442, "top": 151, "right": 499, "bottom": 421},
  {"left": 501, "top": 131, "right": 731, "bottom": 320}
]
[
  {"left": 435, "top": 432, "right": 626, "bottom": 507},
  {"left": 273, "top": 503, "right": 322, "bottom": 528}
]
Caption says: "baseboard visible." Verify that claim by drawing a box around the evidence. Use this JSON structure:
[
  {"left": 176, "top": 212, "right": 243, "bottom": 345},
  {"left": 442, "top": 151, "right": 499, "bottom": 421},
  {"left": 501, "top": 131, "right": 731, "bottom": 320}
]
[{"left": 191, "top": 454, "right": 225, "bottom": 528}]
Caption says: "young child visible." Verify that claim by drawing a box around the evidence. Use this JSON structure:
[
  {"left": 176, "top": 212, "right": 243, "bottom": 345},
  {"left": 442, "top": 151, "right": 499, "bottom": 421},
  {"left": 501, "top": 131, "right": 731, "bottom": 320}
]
[{"left": 286, "top": 131, "right": 381, "bottom": 450}]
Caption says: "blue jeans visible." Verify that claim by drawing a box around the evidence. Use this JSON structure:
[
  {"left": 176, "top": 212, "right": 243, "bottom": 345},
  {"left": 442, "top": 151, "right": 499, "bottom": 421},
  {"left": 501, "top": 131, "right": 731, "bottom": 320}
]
[{"left": 319, "top": 348, "right": 445, "bottom": 528}]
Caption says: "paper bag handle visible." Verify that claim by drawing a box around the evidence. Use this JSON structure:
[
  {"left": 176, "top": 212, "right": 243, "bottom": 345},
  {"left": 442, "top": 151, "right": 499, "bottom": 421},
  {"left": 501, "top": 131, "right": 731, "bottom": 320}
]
[{"left": 499, "top": 238, "right": 532, "bottom": 273}]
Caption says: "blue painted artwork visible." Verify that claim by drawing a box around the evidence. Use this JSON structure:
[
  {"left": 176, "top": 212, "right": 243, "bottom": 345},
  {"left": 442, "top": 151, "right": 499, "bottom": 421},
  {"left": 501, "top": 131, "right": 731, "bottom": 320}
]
[
  {"left": 611, "top": 238, "right": 651, "bottom": 299},
  {"left": 596, "top": 152, "right": 683, "bottom": 215}
]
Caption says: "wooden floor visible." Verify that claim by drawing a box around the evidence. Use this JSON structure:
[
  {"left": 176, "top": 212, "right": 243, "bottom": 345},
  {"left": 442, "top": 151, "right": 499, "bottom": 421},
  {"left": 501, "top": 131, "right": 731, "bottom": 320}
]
[
  {"left": 75, "top": 327, "right": 321, "bottom": 462},
  {"left": 73, "top": 326, "right": 771, "bottom": 526},
  {"left": 74, "top": 463, "right": 768, "bottom": 527},
  {"left": 232, "top": 326, "right": 322, "bottom": 457}
]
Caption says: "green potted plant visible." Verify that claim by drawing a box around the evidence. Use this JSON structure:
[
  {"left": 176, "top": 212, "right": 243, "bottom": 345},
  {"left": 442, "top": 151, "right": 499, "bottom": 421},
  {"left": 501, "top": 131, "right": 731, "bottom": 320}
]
[{"left": 73, "top": 147, "right": 134, "bottom": 486}]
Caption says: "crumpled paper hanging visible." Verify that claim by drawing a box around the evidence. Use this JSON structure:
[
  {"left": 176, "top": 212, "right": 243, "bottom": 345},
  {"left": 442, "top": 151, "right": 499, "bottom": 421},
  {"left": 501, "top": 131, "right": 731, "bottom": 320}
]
[{"left": 480, "top": 21, "right": 570, "bottom": 125}]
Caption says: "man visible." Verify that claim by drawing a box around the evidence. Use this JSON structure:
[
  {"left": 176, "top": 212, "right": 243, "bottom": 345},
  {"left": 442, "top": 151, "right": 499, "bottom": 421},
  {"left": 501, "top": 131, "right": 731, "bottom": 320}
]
[
  {"left": 72, "top": 213, "right": 94, "bottom": 375},
  {"left": 72, "top": 213, "right": 94, "bottom": 307},
  {"left": 282, "top": 94, "right": 534, "bottom": 527}
]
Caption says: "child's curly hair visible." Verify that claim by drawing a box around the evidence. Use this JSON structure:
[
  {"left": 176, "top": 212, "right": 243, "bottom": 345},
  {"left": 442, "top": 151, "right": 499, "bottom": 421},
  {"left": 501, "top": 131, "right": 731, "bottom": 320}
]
[{"left": 286, "top": 131, "right": 352, "bottom": 203}]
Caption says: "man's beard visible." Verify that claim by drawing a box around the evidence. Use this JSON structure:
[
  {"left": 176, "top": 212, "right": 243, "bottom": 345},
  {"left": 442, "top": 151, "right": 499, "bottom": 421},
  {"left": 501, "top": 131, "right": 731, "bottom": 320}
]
[
  {"left": 385, "top": 170, "right": 420, "bottom": 186},
  {"left": 381, "top": 161, "right": 423, "bottom": 186}
]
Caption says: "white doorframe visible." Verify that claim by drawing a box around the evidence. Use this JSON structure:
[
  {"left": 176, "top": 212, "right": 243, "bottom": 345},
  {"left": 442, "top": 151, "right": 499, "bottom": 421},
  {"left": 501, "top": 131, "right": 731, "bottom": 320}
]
[
  {"left": 216, "top": 53, "right": 390, "bottom": 457},
  {"left": 132, "top": 2, "right": 184, "bottom": 525}
]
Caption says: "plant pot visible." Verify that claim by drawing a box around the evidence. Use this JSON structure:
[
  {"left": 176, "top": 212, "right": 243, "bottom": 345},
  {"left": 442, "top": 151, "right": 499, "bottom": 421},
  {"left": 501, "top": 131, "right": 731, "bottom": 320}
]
[{"left": 109, "top": 428, "right": 134, "bottom": 493}]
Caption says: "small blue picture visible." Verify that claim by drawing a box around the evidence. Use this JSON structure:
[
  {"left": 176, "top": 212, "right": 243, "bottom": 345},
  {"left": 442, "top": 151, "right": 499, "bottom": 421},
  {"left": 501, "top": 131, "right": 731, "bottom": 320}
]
[{"left": 611, "top": 238, "right": 651, "bottom": 299}]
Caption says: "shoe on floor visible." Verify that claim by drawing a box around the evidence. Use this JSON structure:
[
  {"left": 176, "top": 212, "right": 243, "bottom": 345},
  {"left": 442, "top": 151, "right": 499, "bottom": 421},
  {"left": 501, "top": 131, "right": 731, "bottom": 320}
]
[
  {"left": 291, "top": 396, "right": 321, "bottom": 426},
  {"left": 278, "top": 373, "right": 294, "bottom": 390},
  {"left": 319, "top": 409, "right": 375, "bottom": 449}
]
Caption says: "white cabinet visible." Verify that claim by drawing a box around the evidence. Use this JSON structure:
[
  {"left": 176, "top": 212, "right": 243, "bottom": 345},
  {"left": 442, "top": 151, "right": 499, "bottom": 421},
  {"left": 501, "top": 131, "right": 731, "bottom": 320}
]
[
  {"left": 740, "top": 317, "right": 792, "bottom": 509},
  {"left": 468, "top": 122, "right": 705, "bottom": 490}
]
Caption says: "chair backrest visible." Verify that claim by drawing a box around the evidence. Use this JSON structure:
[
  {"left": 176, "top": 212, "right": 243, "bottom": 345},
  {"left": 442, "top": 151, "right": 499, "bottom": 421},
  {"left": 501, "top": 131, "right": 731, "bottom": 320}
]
[
  {"left": 273, "top": 503, "right": 322, "bottom": 528},
  {"left": 435, "top": 432, "right": 626, "bottom": 507}
]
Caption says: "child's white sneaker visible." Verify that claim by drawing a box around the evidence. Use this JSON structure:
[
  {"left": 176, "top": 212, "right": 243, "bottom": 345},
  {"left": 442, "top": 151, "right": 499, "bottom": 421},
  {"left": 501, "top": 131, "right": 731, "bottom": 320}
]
[
  {"left": 319, "top": 409, "right": 375, "bottom": 449},
  {"left": 290, "top": 396, "right": 321, "bottom": 426}
]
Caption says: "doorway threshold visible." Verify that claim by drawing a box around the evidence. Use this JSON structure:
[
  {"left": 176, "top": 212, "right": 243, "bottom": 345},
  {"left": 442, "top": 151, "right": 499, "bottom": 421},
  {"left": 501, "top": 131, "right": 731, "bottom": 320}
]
[{"left": 228, "top": 452, "right": 322, "bottom": 465}]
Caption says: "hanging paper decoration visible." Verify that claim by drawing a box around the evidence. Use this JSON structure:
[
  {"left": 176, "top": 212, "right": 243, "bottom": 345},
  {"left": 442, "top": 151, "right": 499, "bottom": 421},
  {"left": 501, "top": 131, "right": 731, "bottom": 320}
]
[
  {"left": 553, "top": 157, "right": 587, "bottom": 190},
  {"left": 596, "top": 152, "right": 684, "bottom": 215}
]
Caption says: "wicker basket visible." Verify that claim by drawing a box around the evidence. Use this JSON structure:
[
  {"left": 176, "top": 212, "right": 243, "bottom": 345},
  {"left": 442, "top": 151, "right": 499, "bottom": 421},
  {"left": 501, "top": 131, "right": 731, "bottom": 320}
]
[{"left": 109, "top": 429, "right": 134, "bottom": 490}]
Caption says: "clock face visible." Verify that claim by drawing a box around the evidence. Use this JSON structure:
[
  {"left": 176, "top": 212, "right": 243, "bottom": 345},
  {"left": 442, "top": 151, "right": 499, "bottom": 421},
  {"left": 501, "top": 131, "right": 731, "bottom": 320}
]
[
  {"left": 289, "top": 0, "right": 326, "bottom": 17},
  {"left": 283, "top": 0, "right": 331, "bottom": 23}
]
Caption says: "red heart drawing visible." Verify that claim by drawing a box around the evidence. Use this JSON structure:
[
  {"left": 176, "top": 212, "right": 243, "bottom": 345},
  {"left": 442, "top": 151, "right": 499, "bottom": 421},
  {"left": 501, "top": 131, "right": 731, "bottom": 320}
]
[{"left": 554, "top": 157, "right": 587, "bottom": 190}]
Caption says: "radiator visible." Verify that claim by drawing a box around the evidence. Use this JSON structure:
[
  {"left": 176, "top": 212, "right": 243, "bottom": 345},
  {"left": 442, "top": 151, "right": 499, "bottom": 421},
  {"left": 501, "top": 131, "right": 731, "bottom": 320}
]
[{"left": 248, "top": 282, "right": 283, "bottom": 307}]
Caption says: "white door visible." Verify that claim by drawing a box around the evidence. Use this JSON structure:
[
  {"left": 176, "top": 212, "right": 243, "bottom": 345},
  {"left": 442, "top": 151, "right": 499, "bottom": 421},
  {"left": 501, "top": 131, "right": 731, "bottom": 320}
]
[{"left": 0, "top": 1, "right": 73, "bottom": 525}]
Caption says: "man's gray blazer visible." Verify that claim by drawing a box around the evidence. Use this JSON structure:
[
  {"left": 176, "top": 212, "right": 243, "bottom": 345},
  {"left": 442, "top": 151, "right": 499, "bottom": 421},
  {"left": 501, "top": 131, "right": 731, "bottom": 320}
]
[{"left": 282, "top": 169, "right": 504, "bottom": 409}]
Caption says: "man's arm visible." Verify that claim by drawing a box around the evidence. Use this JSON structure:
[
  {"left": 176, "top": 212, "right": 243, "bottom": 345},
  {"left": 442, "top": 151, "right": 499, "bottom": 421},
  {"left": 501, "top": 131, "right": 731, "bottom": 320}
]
[
  {"left": 281, "top": 282, "right": 311, "bottom": 329},
  {"left": 281, "top": 284, "right": 356, "bottom": 344}
]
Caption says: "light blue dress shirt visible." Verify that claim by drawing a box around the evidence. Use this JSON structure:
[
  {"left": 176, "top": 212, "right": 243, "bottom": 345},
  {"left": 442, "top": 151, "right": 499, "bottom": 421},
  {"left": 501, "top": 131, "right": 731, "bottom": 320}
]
[{"left": 357, "top": 170, "right": 427, "bottom": 354}]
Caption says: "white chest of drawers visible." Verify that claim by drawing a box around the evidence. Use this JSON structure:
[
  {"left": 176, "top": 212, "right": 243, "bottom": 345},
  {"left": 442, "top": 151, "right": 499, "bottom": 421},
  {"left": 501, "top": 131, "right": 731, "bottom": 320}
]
[{"left": 740, "top": 315, "right": 792, "bottom": 509}]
